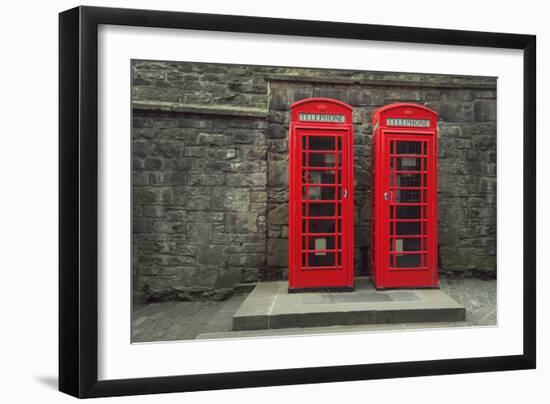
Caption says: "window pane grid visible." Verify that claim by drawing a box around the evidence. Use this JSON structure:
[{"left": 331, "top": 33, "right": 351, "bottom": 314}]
[
  {"left": 300, "top": 134, "right": 343, "bottom": 269},
  {"left": 388, "top": 139, "right": 430, "bottom": 270}
]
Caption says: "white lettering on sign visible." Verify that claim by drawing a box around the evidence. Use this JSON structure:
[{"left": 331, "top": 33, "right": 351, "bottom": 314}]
[
  {"left": 386, "top": 118, "right": 430, "bottom": 127},
  {"left": 299, "top": 113, "right": 345, "bottom": 123}
]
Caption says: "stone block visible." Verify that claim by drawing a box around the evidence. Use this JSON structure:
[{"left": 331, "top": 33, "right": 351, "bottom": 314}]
[
  {"left": 176, "top": 158, "right": 193, "bottom": 170},
  {"left": 133, "top": 218, "right": 154, "bottom": 233},
  {"left": 194, "top": 159, "right": 230, "bottom": 172},
  {"left": 185, "top": 196, "right": 211, "bottom": 210},
  {"left": 268, "top": 139, "right": 288, "bottom": 153},
  {"left": 188, "top": 173, "right": 225, "bottom": 186},
  {"left": 250, "top": 191, "right": 268, "bottom": 203},
  {"left": 472, "top": 135, "right": 495, "bottom": 151},
  {"left": 226, "top": 254, "right": 265, "bottom": 267},
  {"left": 133, "top": 140, "right": 148, "bottom": 157},
  {"left": 267, "top": 111, "right": 287, "bottom": 124},
  {"left": 144, "top": 157, "right": 163, "bottom": 170},
  {"left": 133, "top": 172, "right": 148, "bottom": 186},
  {"left": 228, "top": 161, "right": 261, "bottom": 173},
  {"left": 151, "top": 140, "right": 183, "bottom": 157},
  {"left": 143, "top": 206, "right": 165, "bottom": 217},
  {"left": 197, "top": 245, "right": 225, "bottom": 265},
  {"left": 440, "top": 247, "right": 479, "bottom": 271},
  {"left": 267, "top": 238, "right": 288, "bottom": 267},
  {"left": 268, "top": 204, "right": 288, "bottom": 225},
  {"left": 212, "top": 188, "right": 250, "bottom": 211},
  {"left": 268, "top": 160, "right": 288, "bottom": 187},
  {"left": 134, "top": 188, "right": 161, "bottom": 205},
  {"left": 215, "top": 268, "right": 243, "bottom": 289},
  {"left": 475, "top": 100, "right": 497, "bottom": 122},
  {"left": 188, "top": 222, "right": 211, "bottom": 243},
  {"left": 281, "top": 226, "right": 289, "bottom": 238},
  {"left": 176, "top": 266, "right": 218, "bottom": 288},
  {"left": 313, "top": 87, "right": 346, "bottom": 100},
  {"left": 436, "top": 102, "right": 474, "bottom": 122},
  {"left": 346, "top": 89, "right": 376, "bottom": 106},
  {"left": 287, "top": 87, "right": 314, "bottom": 104},
  {"left": 269, "top": 91, "right": 288, "bottom": 111},
  {"left": 231, "top": 129, "right": 261, "bottom": 144},
  {"left": 226, "top": 173, "right": 265, "bottom": 187},
  {"left": 267, "top": 188, "right": 288, "bottom": 203},
  {"left": 225, "top": 212, "right": 258, "bottom": 233},
  {"left": 268, "top": 124, "right": 288, "bottom": 139}
]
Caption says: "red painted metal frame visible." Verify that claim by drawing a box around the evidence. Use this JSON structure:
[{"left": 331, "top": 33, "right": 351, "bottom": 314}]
[
  {"left": 370, "top": 103, "right": 438, "bottom": 288},
  {"left": 289, "top": 98, "right": 354, "bottom": 290}
]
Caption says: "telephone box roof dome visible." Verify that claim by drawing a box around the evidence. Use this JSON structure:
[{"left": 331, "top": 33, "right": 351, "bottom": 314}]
[
  {"left": 373, "top": 102, "right": 437, "bottom": 116},
  {"left": 291, "top": 97, "right": 353, "bottom": 110}
]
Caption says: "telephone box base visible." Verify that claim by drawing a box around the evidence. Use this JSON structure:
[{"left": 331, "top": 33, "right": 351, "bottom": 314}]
[
  {"left": 288, "top": 286, "right": 354, "bottom": 294},
  {"left": 233, "top": 278, "right": 465, "bottom": 331}
]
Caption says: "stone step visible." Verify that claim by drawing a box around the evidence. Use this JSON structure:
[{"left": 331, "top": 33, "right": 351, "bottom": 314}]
[{"left": 232, "top": 278, "right": 465, "bottom": 331}]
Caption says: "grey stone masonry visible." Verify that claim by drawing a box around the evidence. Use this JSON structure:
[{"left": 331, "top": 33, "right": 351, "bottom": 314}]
[
  {"left": 132, "top": 112, "right": 268, "bottom": 302},
  {"left": 132, "top": 60, "right": 497, "bottom": 303}
]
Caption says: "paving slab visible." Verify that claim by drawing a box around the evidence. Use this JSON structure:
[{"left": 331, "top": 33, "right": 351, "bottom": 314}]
[{"left": 232, "top": 278, "right": 465, "bottom": 331}]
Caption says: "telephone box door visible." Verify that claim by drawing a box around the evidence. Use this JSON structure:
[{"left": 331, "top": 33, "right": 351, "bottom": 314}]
[
  {"left": 383, "top": 133, "right": 437, "bottom": 287},
  {"left": 289, "top": 98, "right": 354, "bottom": 291}
]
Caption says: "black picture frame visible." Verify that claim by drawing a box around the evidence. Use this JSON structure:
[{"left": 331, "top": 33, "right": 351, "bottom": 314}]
[{"left": 59, "top": 5, "right": 536, "bottom": 398}]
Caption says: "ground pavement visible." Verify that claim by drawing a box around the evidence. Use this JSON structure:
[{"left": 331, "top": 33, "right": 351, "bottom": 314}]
[{"left": 132, "top": 275, "right": 496, "bottom": 343}]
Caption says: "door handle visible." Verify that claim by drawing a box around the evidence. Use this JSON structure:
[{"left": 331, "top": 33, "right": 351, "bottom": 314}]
[
  {"left": 344, "top": 189, "right": 348, "bottom": 198},
  {"left": 384, "top": 192, "right": 389, "bottom": 201}
]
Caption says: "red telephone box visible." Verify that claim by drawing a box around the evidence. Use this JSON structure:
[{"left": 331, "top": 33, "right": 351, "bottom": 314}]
[
  {"left": 370, "top": 103, "right": 438, "bottom": 289},
  {"left": 288, "top": 98, "right": 354, "bottom": 291}
]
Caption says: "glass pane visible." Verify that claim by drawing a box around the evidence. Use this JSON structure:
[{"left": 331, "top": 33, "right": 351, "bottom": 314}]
[
  {"left": 304, "top": 170, "right": 339, "bottom": 185},
  {"left": 303, "top": 186, "right": 338, "bottom": 200},
  {"left": 396, "top": 173, "right": 421, "bottom": 187},
  {"left": 395, "top": 189, "right": 421, "bottom": 203},
  {"left": 396, "top": 141, "right": 422, "bottom": 155},
  {"left": 394, "top": 206, "right": 421, "bottom": 219},
  {"left": 307, "top": 236, "right": 336, "bottom": 251},
  {"left": 303, "top": 219, "right": 336, "bottom": 234},
  {"left": 307, "top": 252, "right": 336, "bottom": 267},
  {"left": 391, "top": 221, "right": 422, "bottom": 236},
  {"left": 395, "top": 254, "right": 422, "bottom": 268},
  {"left": 306, "top": 152, "right": 341, "bottom": 168},
  {"left": 307, "top": 136, "right": 335, "bottom": 151},
  {"left": 394, "top": 238, "right": 422, "bottom": 252},
  {"left": 397, "top": 157, "right": 422, "bottom": 171},
  {"left": 305, "top": 203, "right": 336, "bottom": 217}
]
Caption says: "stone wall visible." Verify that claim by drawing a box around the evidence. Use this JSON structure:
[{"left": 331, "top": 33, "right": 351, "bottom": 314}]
[
  {"left": 132, "top": 60, "right": 497, "bottom": 302},
  {"left": 132, "top": 112, "right": 268, "bottom": 302}
]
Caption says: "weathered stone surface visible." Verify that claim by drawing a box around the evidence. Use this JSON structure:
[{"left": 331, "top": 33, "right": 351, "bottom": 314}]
[
  {"left": 187, "top": 222, "right": 211, "bottom": 243},
  {"left": 267, "top": 238, "right": 288, "bottom": 267},
  {"left": 268, "top": 204, "right": 288, "bottom": 225},
  {"left": 212, "top": 188, "right": 250, "bottom": 211},
  {"left": 226, "top": 173, "right": 265, "bottom": 187},
  {"left": 225, "top": 212, "right": 258, "bottom": 233},
  {"left": 475, "top": 100, "right": 497, "bottom": 121},
  {"left": 268, "top": 160, "right": 288, "bottom": 187},
  {"left": 197, "top": 245, "right": 225, "bottom": 266}
]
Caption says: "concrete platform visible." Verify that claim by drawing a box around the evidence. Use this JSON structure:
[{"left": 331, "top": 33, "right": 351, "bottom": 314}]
[{"left": 232, "top": 278, "right": 465, "bottom": 331}]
